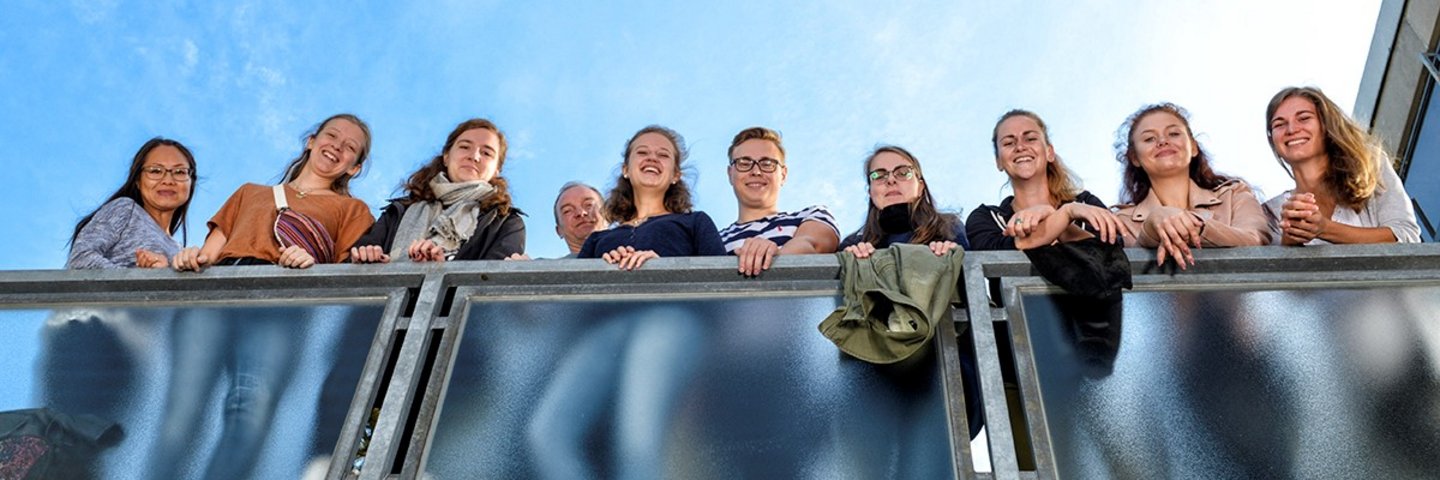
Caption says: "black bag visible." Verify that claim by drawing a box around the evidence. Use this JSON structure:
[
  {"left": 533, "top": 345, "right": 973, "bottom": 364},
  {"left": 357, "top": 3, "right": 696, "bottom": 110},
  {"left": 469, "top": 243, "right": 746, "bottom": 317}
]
[{"left": 0, "top": 408, "right": 120, "bottom": 480}]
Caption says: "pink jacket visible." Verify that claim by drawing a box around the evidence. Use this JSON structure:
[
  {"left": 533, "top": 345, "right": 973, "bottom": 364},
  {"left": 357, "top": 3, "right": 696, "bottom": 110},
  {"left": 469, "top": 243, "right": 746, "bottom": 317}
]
[{"left": 1114, "top": 179, "right": 1273, "bottom": 248}]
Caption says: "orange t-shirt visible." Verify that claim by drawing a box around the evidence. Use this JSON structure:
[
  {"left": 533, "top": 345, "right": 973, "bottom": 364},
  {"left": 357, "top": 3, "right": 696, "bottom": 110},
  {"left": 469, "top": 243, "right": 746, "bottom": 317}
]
[{"left": 207, "top": 183, "right": 375, "bottom": 263}]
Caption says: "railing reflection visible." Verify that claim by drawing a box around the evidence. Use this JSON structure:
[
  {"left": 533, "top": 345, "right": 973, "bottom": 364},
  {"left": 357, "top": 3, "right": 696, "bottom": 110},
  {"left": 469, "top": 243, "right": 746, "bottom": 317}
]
[
  {"left": 426, "top": 298, "right": 954, "bottom": 479},
  {"left": 1, "top": 304, "right": 384, "bottom": 479}
]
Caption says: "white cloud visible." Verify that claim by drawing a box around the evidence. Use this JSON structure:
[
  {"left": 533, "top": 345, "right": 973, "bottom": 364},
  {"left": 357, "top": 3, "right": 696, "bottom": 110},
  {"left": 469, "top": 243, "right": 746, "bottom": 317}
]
[
  {"left": 69, "top": 0, "right": 118, "bottom": 24},
  {"left": 183, "top": 39, "right": 198, "bottom": 72}
]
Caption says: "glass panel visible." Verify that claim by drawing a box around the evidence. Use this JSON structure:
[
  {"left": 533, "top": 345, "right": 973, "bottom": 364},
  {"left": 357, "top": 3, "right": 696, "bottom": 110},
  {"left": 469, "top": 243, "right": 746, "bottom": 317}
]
[
  {"left": 1021, "top": 287, "right": 1440, "bottom": 478},
  {"left": 0, "top": 304, "right": 384, "bottom": 479},
  {"left": 427, "top": 297, "right": 957, "bottom": 479},
  {"left": 1404, "top": 77, "right": 1440, "bottom": 241}
]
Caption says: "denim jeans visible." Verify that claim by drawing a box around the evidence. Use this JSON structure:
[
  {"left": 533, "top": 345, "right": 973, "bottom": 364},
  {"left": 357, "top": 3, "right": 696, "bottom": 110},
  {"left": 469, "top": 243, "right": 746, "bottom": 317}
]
[{"left": 146, "top": 307, "right": 302, "bottom": 480}]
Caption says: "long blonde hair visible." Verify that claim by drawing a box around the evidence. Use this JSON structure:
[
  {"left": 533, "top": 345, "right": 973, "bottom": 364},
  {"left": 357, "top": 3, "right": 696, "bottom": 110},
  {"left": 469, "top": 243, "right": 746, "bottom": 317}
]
[{"left": 1265, "top": 86, "right": 1386, "bottom": 209}]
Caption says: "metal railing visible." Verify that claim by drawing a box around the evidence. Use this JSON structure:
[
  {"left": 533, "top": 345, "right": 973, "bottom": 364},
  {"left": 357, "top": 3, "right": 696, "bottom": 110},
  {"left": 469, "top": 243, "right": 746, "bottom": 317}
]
[{"left": 3, "top": 243, "right": 1438, "bottom": 479}]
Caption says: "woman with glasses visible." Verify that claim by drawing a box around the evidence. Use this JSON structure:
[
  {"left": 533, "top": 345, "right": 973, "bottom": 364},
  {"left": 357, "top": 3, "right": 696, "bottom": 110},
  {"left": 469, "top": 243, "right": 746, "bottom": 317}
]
[
  {"left": 578, "top": 125, "right": 726, "bottom": 269},
  {"left": 43, "top": 138, "right": 198, "bottom": 467},
  {"left": 839, "top": 145, "right": 967, "bottom": 259},
  {"left": 968, "top": 110, "right": 1124, "bottom": 251},
  {"left": 155, "top": 114, "right": 375, "bottom": 480},
  {"left": 68, "top": 138, "right": 197, "bottom": 269},
  {"left": 1113, "top": 103, "right": 1271, "bottom": 269},
  {"left": 718, "top": 127, "right": 839, "bottom": 276},
  {"left": 1263, "top": 86, "right": 1420, "bottom": 245},
  {"left": 349, "top": 118, "right": 525, "bottom": 263}
]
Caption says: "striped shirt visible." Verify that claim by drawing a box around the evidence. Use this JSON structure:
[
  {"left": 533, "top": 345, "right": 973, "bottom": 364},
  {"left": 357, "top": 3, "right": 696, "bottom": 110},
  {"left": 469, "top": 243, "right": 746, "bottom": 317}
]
[{"left": 719, "top": 205, "right": 840, "bottom": 253}]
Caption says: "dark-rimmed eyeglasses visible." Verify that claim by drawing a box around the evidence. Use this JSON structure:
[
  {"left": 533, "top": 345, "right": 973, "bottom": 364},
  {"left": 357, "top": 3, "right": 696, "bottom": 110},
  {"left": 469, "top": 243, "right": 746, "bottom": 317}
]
[
  {"left": 868, "top": 165, "right": 918, "bottom": 183},
  {"left": 730, "top": 157, "right": 783, "bottom": 173},
  {"left": 142, "top": 166, "right": 193, "bottom": 182}
]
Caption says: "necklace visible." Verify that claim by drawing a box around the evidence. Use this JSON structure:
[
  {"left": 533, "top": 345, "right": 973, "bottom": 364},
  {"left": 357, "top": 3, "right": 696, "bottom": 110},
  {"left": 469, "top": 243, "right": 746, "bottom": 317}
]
[{"left": 289, "top": 182, "right": 326, "bottom": 199}]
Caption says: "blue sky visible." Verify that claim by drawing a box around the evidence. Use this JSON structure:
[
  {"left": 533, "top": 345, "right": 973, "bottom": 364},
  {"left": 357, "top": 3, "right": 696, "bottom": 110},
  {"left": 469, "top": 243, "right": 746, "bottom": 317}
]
[{"left": 0, "top": 1, "right": 1382, "bottom": 269}]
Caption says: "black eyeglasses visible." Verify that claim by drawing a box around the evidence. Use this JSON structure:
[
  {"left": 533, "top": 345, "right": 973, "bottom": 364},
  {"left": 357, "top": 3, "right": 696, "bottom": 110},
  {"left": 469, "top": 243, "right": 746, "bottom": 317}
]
[
  {"left": 142, "top": 166, "right": 193, "bottom": 182},
  {"left": 731, "top": 157, "right": 783, "bottom": 173},
  {"left": 868, "top": 165, "right": 918, "bottom": 183}
]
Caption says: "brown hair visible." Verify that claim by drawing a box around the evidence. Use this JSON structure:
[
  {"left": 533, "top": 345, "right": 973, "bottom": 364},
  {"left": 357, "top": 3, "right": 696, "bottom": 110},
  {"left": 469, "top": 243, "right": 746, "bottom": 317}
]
[
  {"left": 1265, "top": 86, "right": 1383, "bottom": 209},
  {"left": 991, "top": 109, "right": 1081, "bottom": 205},
  {"left": 398, "top": 118, "right": 513, "bottom": 216},
  {"left": 1114, "top": 103, "right": 1234, "bottom": 204},
  {"left": 604, "top": 125, "right": 694, "bottom": 222},
  {"left": 858, "top": 145, "right": 959, "bottom": 245},
  {"left": 280, "top": 113, "right": 371, "bottom": 196},
  {"left": 727, "top": 126, "right": 786, "bottom": 162}
]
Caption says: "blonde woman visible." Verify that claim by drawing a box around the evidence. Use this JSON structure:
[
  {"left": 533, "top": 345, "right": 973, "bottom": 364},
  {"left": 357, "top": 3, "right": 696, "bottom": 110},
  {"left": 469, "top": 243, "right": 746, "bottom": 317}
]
[{"left": 1264, "top": 86, "right": 1420, "bottom": 245}]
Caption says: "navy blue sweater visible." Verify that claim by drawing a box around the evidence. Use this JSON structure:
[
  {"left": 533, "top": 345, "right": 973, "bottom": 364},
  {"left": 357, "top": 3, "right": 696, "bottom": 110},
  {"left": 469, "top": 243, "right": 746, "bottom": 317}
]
[{"left": 579, "top": 211, "right": 727, "bottom": 259}]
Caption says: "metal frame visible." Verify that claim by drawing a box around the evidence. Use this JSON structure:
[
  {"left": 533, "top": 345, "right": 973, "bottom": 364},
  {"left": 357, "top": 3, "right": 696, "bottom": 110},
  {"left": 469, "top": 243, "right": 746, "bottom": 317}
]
[
  {"left": 1423, "top": 51, "right": 1440, "bottom": 84},
  {"left": 965, "top": 243, "right": 1440, "bottom": 479},
  {"left": 4, "top": 244, "right": 1438, "bottom": 479}
]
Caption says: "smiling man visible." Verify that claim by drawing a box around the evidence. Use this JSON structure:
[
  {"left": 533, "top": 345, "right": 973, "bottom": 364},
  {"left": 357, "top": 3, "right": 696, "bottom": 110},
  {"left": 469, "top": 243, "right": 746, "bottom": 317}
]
[
  {"left": 553, "top": 181, "right": 607, "bottom": 258},
  {"left": 718, "top": 127, "right": 840, "bottom": 276}
]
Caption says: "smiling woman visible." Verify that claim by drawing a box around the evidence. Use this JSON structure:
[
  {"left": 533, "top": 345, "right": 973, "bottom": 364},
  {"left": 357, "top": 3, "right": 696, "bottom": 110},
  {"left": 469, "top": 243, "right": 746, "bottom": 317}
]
[
  {"left": 44, "top": 138, "right": 197, "bottom": 457},
  {"left": 967, "top": 110, "right": 1125, "bottom": 252},
  {"left": 67, "top": 137, "right": 196, "bottom": 269},
  {"left": 578, "top": 125, "right": 727, "bottom": 270},
  {"left": 1263, "top": 86, "right": 1421, "bottom": 245},
  {"left": 151, "top": 113, "right": 376, "bottom": 480},
  {"left": 1113, "top": 103, "right": 1272, "bottom": 269},
  {"left": 349, "top": 118, "right": 527, "bottom": 263}
]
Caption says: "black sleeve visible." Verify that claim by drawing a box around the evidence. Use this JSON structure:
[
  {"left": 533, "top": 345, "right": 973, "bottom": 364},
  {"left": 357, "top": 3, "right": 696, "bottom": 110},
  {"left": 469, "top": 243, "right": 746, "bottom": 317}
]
[
  {"left": 354, "top": 202, "right": 402, "bottom": 252},
  {"left": 1075, "top": 190, "right": 1108, "bottom": 209},
  {"left": 837, "top": 231, "right": 864, "bottom": 250},
  {"left": 483, "top": 214, "right": 527, "bottom": 260},
  {"left": 965, "top": 205, "right": 1015, "bottom": 251},
  {"left": 1068, "top": 191, "right": 1110, "bottom": 238}
]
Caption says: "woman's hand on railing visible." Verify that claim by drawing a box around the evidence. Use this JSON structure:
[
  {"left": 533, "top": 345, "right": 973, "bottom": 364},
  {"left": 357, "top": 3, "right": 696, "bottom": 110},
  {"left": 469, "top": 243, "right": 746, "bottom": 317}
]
[
  {"left": 928, "top": 240, "right": 959, "bottom": 256},
  {"left": 602, "top": 246, "right": 659, "bottom": 270},
  {"left": 407, "top": 239, "right": 446, "bottom": 263},
  {"left": 350, "top": 245, "right": 391, "bottom": 264},
  {"left": 1150, "top": 211, "right": 1203, "bottom": 269},
  {"left": 1279, "top": 193, "right": 1328, "bottom": 244},
  {"left": 1062, "top": 203, "right": 1126, "bottom": 245},
  {"left": 135, "top": 248, "right": 169, "bottom": 269},
  {"left": 172, "top": 247, "right": 210, "bottom": 272},
  {"left": 1003, "top": 205, "right": 1055, "bottom": 239},
  {"left": 843, "top": 242, "right": 877, "bottom": 259},
  {"left": 278, "top": 245, "right": 317, "bottom": 269}
]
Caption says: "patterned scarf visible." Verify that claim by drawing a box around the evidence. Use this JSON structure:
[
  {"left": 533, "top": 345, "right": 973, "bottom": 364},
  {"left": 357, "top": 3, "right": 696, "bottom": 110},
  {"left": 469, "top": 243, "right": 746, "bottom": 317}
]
[{"left": 389, "top": 173, "right": 495, "bottom": 260}]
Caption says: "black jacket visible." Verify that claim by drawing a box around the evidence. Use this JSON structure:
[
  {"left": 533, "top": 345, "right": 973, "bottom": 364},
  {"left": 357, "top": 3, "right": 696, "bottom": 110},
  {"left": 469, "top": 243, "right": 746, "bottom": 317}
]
[
  {"left": 355, "top": 199, "right": 526, "bottom": 260},
  {"left": 965, "top": 190, "right": 1106, "bottom": 251}
]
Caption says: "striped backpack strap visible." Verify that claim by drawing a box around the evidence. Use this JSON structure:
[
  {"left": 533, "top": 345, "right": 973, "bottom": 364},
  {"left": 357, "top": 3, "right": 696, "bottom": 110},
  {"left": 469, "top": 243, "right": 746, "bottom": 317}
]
[{"left": 271, "top": 185, "right": 337, "bottom": 263}]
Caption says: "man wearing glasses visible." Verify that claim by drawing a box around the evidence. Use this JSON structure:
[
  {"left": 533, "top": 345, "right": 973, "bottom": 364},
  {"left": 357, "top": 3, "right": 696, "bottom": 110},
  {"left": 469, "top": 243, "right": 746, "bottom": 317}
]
[{"left": 719, "top": 127, "right": 840, "bottom": 276}]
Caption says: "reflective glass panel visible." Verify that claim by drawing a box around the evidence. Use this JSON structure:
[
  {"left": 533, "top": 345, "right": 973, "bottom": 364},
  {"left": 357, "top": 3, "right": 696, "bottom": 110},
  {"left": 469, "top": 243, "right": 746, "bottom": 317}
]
[
  {"left": 1021, "top": 287, "right": 1440, "bottom": 479},
  {"left": 427, "top": 297, "right": 957, "bottom": 479},
  {"left": 0, "top": 304, "right": 384, "bottom": 479},
  {"left": 1404, "top": 76, "right": 1440, "bottom": 241}
]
